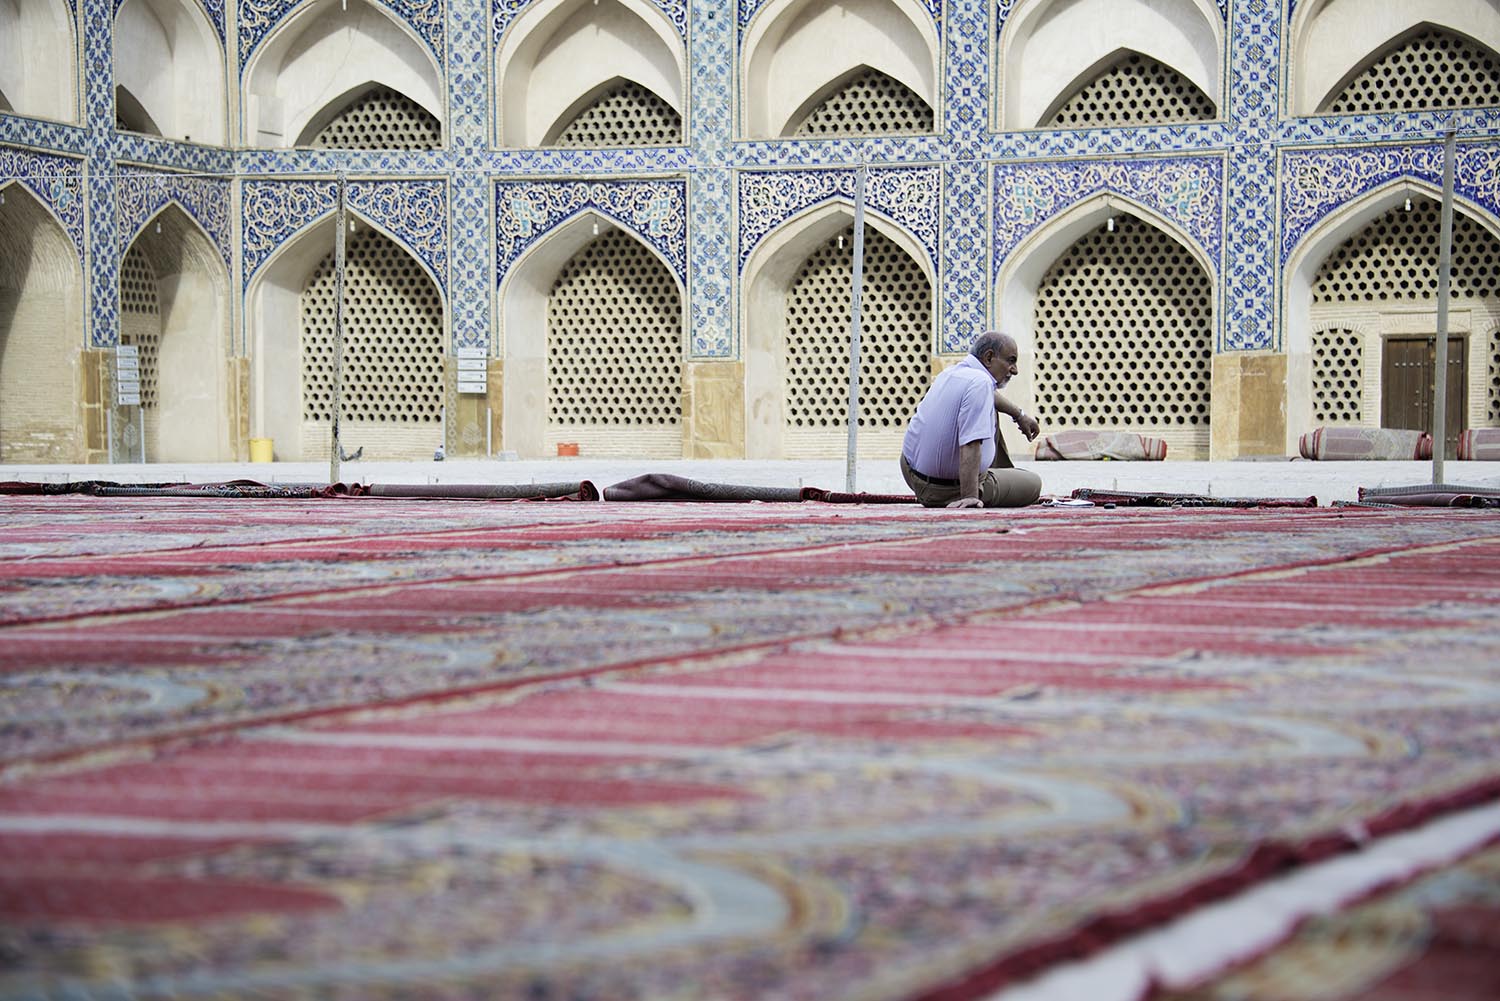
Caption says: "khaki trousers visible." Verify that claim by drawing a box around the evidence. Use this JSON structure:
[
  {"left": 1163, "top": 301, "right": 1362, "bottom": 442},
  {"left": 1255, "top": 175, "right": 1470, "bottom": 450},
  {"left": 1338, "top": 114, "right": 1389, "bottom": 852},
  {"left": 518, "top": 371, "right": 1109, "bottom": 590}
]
[{"left": 900, "top": 430, "right": 1042, "bottom": 508}]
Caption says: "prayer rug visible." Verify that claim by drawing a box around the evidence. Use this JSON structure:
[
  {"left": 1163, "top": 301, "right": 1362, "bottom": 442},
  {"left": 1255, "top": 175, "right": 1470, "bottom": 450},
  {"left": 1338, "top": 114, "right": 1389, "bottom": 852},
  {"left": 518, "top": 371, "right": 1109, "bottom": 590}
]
[
  {"left": 2, "top": 498, "right": 1499, "bottom": 1000},
  {"left": 1298, "top": 427, "right": 1433, "bottom": 461}
]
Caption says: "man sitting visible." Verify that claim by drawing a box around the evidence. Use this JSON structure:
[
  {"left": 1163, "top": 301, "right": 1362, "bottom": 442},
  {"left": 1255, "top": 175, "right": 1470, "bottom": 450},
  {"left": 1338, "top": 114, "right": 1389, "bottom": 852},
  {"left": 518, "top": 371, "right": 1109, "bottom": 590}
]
[{"left": 900, "top": 331, "right": 1043, "bottom": 509}]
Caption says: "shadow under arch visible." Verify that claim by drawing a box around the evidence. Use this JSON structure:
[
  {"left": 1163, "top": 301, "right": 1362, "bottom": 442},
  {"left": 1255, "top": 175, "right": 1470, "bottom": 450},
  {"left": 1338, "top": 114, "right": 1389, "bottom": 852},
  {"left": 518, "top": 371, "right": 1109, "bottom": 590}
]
[
  {"left": 1281, "top": 177, "right": 1500, "bottom": 452},
  {"left": 741, "top": 0, "right": 938, "bottom": 139},
  {"left": 495, "top": 0, "right": 685, "bottom": 148},
  {"left": 997, "top": 0, "right": 1222, "bottom": 130},
  {"left": 0, "top": 0, "right": 79, "bottom": 123},
  {"left": 246, "top": 210, "right": 448, "bottom": 460},
  {"left": 994, "top": 192, "right": 1218, "bottom": 424},
  {"left": 114, "top": 0, "right": 226, "bottom": 143},
  {"left": 1287, "top": 0, "right": 1500, "bottom": 115},
  {"left": 0, "top": 181, "right": 85, "bottom": 461},
  {"left": 498, "top": 208, "right": 687, "bottom": 458},
  {"left": 741, "top": 198, "right": 936, "bottom": 459},
  {"left": 121, "top": 202, "right": 233, "bottom": 461},
  {"left": 243, "top": 0, "right": 443, "bottom": 148}
]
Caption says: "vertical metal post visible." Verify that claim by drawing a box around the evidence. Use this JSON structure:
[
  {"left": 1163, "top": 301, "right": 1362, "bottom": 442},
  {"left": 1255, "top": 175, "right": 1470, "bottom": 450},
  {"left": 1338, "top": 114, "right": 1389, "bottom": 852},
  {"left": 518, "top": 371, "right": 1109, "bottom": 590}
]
[
  {"left": 1433, "top": 123, "right": 1457, "bottom": 484},
  {"left": 846, "top": 164, "right": 868, "bottom": 494},
  {"left": 329, "top": 172, "right": 348, "bottom": 485}
]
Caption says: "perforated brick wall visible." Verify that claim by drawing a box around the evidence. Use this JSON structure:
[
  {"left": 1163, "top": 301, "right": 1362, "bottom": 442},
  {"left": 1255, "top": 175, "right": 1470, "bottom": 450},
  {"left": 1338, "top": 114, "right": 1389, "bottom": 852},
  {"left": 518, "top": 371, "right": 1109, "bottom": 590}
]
[
  {"left": 1044, "top": 52, "right": 1217, "bottom": 128},
  {"left": 118, "top": 245, "right": 160, "bottom": 409},
  {"left": 546, "top": 231, "right": 683, "bottom": 427},
  {"left": 1034, "top": 214, "right": 1213, "bottom": 431},
  {"left": 1325, "top": 26, "right": 1500, "bottom": 115},
  {"left": 1312, "top": 327, "right": 1364, "bottom": 422},
  {"left": 1489, "top": 326, "right": 1500, "bottom": 424},
  {"left": 792, "top": 68, "right": 933, "bottom": 137},
  {"left": 1311, "top": 200, "right": 1500, "bottom": 303},
  {"left": 311, "top": 86, "right": 442, "bottom": 150},
  {"left": 553, "top": 81, "right": 683, "bottom": 147},
  {"left": 783, "top": 225, "right": 931, "bottom": 430},
  {"left": 300, "top": 227, "right": 445, "bottom": 423}
]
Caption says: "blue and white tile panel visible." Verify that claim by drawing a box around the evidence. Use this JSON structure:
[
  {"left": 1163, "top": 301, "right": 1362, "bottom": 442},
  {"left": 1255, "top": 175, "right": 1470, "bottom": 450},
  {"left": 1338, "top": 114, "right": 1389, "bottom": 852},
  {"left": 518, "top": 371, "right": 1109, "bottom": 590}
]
[
  {"left": 116, "top": 166, "right": 233, "bottom": 266},
  {"left": 241, "top": 178, "right": 450, "bottom": 293},
  {"left": 493, "top": 0, "right": 686, "bottom": 45},
  {"left": 239, "top": 0, "right": 445, "bottom": 75},
  {"left": 0, "top": 146, "right": 88, "bottom": 259}
]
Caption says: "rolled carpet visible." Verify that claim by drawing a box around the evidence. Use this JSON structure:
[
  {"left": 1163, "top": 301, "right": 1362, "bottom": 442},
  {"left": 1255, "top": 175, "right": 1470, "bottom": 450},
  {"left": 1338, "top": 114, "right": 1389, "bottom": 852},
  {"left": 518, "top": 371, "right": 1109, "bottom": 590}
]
[
  {"left": 1034, "top": 430, "right": 1168, "bottom": 461},
  {"left": 1298, "top": 427, "right": 1432, "bottom": 460},
  {"left": 1457, "top": 428, "right": 1500, "bottom": 461}
]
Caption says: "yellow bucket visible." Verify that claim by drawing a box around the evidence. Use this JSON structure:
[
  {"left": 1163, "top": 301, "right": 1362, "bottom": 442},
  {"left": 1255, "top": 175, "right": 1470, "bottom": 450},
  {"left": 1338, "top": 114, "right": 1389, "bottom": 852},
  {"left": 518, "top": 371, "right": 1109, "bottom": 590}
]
[{"left": 249, "top": 438, "right": 274, "bottom": 463}]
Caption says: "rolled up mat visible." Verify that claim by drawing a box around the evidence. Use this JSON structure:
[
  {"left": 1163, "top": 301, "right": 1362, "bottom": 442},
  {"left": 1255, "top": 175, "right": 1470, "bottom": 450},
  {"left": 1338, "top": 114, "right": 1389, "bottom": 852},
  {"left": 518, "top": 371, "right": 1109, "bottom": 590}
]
[
  {"left": 1071, "top": 488, "right": 1319, "bottom": 508},
  {"left": 366, "top": 482, "right": 600, "bottom": 501},
  {"left": 603, "top": 473, "right": 803, "bottom": 502},
  {"left": 0, "top": 480, "right": 353, "bottom": 498},
  {"left": 799, "top": 487, "right": 917, "bottom": 504},
  {"left": 1357, "top": 484, "right": 1500, "bottom": 508}
]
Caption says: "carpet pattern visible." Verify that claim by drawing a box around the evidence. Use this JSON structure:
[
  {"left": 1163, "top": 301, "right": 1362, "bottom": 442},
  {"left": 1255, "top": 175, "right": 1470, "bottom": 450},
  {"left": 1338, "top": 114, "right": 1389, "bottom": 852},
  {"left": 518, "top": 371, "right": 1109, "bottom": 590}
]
[{"left": 2, "top": 498, "right": 1499, "bottom": 999}]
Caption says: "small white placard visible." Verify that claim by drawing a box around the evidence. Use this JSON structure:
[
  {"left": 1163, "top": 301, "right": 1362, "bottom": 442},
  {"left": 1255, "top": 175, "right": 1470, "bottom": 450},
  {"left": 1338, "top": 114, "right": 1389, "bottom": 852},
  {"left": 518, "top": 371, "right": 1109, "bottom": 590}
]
[
  {"left": 457, "top": 357, "right": 487, "bottom": 373},
  {"left": 458, "top": 380, "right": 488, "bottom": 395},
  {"left": 456, "top": 347, "right": 488, "bottom": 361},
  {"left": 116, "top": 345, "right": 139, "bottom": 359}
]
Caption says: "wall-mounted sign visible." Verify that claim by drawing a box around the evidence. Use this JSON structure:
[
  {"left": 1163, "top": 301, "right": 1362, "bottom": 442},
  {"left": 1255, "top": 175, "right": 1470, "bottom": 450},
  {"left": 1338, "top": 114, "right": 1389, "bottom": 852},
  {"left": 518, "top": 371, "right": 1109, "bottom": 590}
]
[
  {"left": 116, "top": 345, "right": 141, "bottom": 406},
  {"left": 457, "top": 346, "right": 488, "bottom": 395}
]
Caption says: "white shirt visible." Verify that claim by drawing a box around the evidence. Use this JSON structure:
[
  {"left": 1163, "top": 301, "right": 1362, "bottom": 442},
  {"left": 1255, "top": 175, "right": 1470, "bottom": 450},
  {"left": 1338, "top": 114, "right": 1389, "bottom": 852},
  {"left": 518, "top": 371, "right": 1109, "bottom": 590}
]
[{"left": 901, "top": 355, "right": 997, "bottom": 478}]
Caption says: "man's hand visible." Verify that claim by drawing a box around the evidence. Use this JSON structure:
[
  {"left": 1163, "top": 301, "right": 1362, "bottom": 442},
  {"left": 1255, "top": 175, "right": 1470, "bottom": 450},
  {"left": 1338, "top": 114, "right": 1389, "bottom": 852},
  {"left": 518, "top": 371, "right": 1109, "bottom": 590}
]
[
  {"left": 945, "top": 496, "right": 984, "bottom": 509},
  {"left": 1014, "top": 412, "right": 1040, "bottom": 441}
]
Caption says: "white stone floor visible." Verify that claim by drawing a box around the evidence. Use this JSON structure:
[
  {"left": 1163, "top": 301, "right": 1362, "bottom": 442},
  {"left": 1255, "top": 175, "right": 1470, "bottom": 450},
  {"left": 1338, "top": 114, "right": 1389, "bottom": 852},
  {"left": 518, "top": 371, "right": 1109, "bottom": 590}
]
[{"left": 4, "top": 456, "right": 1500, "bottom": 505}]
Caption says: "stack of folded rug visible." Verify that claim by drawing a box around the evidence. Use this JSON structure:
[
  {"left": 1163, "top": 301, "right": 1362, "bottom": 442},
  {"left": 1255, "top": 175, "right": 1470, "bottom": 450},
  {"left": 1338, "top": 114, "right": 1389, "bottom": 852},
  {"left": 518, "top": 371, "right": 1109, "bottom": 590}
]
[
  {"left": 1034, "top": 429, "right": 1168, "bottom": 461},
  {"left": 1298, "top": 426, "right": 1432, "bottom": 460}
]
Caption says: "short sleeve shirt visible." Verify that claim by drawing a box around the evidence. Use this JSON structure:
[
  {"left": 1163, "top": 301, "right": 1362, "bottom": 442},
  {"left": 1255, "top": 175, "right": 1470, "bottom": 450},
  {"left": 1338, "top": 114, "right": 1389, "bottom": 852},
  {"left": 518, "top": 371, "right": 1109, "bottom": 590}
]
[{"left": 901, "top": 355, "right": 997, "bottom": 478}]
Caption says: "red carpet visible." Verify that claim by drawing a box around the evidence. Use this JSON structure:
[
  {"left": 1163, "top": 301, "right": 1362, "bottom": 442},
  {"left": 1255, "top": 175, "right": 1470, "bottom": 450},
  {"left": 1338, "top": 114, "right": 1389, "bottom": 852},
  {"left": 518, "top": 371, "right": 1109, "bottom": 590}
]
[{"left": 2, "top": 497, "right": 1499, "bottom": 999}]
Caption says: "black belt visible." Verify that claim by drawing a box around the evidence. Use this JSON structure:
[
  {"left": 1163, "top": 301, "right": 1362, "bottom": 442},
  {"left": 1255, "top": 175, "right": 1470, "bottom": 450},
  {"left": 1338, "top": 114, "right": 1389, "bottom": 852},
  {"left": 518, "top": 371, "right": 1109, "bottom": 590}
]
[{"left": 908, "top": 467, "right": 959, "bottom": 487}]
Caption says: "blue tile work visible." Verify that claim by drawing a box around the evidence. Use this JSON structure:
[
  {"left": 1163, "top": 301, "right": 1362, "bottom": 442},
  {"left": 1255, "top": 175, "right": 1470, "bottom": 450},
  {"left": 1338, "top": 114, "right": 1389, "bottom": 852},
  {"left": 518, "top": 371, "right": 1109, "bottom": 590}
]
[
  {"left": 1280, "top": 142, "right": 1500, "bottom": 264},
  {"left": 991, "top": 154, "right": 1225, "bottom": 270},
  {"left": 737, "top": 165, "right": 942, "bottom": 274},
  {"left": 494, "top": 0, "right": 687, "bottom": 44},
  {"left": 2, "top": 0, "right": 1499, "bottom": 382},
  {"left": 0, "top": 146, "right": 88, "bottom": 259},
  {"left": 494, "top": 177, "right": 689, "bottom": 285},
  {"left": 239, "top": 0, "right": 446, "bottom": 74},
  {"left": 116, "top": 166, "right": 233, "bottom": 267},
  {"left": 241, "top": 179, "right": 451, "bottom": 294}
]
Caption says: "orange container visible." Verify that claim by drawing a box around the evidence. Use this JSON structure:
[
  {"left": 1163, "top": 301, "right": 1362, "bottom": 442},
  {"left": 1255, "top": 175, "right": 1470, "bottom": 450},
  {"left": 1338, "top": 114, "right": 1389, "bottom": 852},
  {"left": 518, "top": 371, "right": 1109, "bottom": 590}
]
[{"left": 556, "top": 442, "right": 580, "bottom": 457}]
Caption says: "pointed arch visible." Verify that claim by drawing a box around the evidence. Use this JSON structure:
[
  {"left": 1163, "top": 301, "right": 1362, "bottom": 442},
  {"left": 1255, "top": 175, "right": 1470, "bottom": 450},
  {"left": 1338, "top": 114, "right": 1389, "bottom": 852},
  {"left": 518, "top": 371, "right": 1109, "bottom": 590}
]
[
  {"left": 995, "top": 192, "right": 1217, "bottom": 455},
  {"left": 244, "top": 0, "right": 443, "bottom": 148},
  {"left": 742, "top": 0, "right": 938, "bottom": 140},
  {"left": 246, "top": 210, "right": 448, "bottom": 460},
  {"left": 496, "top": 0, "right": 685, "bottom": 148},
  {"left": 742, "top": 200, "right": 936, "bottom": 458},
  {"left": 499, "top": 209, "right": 686, "bottom": 457},
  {"left": 1282, "top": 179, "right": 1500, "bottom": 452},
  {"left": 785, "top": 64, "right": 934, "bottom": 137},
  {"left": 293, "top": 82, "right": 443, "bottom": 149},
  {"left": 1037, "top": 48, "right": 1218, "bottom": 128},
  {"left": 1289, "top": 0, "right": 1500, "bottom": 116},
  {"left": 543, "top": 76, "right": 683, "bottom": 147},
  {"left": 0, "top": 0, "right": 79, "bottom": 124},
  {"left": 114, "top": 0, "right": 226, "bottom": 143},
  {"left": 120, "top": 203, "right": 232, "bottom": 461},
  {"left": 996, "top": 0, "right": 1222, "bottom": 130},
  {"left": 0, "top": 182, "right": 85, "bottom": 461}
]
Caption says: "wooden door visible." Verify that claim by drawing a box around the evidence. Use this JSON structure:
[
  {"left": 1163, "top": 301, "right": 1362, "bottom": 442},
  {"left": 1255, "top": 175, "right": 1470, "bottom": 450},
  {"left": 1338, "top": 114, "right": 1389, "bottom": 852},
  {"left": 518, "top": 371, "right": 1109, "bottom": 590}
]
[{"left": 1381, "top": 336, "right": 1466, "bottom": 459}]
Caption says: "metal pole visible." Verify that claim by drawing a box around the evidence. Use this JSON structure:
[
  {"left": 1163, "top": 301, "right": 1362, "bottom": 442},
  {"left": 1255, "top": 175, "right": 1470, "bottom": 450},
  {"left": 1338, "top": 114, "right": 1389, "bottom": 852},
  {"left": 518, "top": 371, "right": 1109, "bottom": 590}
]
[
  {"left": 329, "top": 172, "right": 348, "bottom": 485},
  {"left": 1433, "top": 123, "right": 1457, "bottom": 485},
  {"left": 846, "top": 164, "right": 868, "bottom": 494}
]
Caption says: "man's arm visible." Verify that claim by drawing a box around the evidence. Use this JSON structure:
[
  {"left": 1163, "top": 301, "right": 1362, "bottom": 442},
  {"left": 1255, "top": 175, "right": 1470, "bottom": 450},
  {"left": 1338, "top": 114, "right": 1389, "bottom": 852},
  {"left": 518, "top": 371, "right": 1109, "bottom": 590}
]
[
  {"left": 994, "top": 390, "right": 1040, "bottom": 441},
  {"left": 947, "top": 440, "right": 984, "bottom": 509}
]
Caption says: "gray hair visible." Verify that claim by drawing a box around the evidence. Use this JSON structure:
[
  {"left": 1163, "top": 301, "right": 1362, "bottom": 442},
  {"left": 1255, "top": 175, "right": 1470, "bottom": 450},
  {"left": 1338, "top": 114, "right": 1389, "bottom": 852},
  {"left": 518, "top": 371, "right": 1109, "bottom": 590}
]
[{"left": 969, "top": 331, "right": 1013, "bottom": 359}]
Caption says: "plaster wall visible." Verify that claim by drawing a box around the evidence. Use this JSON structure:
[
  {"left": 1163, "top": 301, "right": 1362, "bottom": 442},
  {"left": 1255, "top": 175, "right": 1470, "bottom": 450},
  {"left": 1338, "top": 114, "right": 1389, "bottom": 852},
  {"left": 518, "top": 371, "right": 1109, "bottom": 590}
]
[
  {"left": 115, "top": 0, "right": 226, "bottom": 143},
  {"left": 0, "top": 0, "right": 77, "bottom": 123}
]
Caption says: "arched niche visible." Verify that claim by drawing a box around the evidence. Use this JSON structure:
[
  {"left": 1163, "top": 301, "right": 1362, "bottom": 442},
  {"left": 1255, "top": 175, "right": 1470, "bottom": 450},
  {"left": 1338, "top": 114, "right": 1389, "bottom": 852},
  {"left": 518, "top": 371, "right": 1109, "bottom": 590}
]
[
  {"left": 995, "top": 193, "right": 1217, "bottom": 455},
  {"left": 741, "top": 201, "right": 936, "bottom": 458},
  {"left": 0, "top": 183, "right": 84, "bottom": 461},
  {"left": 0, "top": 0, "right": 79, "bottom": 123},
  {"left": 997, "top": 0, "right": 1222, "bottom": 130},
  {"left": 114, "top": 0, "right": 226, "bottom": 143},
  {"left": 499, "top": 211, "right": 686, "bottom": 457},
  {"left": 1282, "top": 180, "right": 1500, "bottom": 452},
  {"left": 119, "top": 204, "right": 232, "bottom": 461},
  {"left": 293, "top": 82, "right": 443, "bottom": 148},
  {"left": 1289, "top": 0, "right": 1500, "bottom": 115},
  {"left": 496, "top": 0, "right": 685, "bottom": 148},
  {"left": 247, "top": 213, "right": 447, "bottom": 460},
  {"left": 742, "top": 0, "right": 938, "bottom": 139},
  {"left": 243, "top": 0, "right": 443, "bottom": 148}
]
